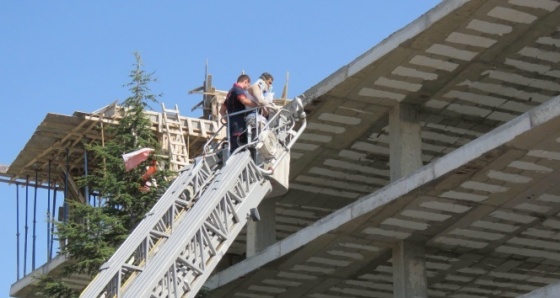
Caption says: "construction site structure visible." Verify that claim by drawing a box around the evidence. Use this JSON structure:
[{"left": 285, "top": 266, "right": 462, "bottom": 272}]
[
  {"left": 3, "top": 68, "right": 306, "bottom": 297},
  {"left": 7, "top": 2, "right": 560, "bottom": 297},
  {"left": 3, "top": 73, "right": 266, "bottom": 297}
]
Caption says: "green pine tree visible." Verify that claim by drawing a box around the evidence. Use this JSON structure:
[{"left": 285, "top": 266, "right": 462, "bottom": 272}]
[{"left": 36, "top": 53, "right": 173, "bottom": 297}]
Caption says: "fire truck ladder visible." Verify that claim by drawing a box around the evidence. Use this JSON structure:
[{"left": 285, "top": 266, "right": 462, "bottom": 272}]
[
  {"left": 80, "top": 153, "right": 220, "bottom": 297},
  {"left": 125, "top": 150, "right": 270, "bottom": 297},
  {"left": 80, "top": 97, "right": 306, "bottom": 298}
]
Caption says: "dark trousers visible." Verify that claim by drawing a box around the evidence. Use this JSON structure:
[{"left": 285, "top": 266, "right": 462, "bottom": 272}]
[{"left": 229, "top": 117, "right": 246, "bottom": 153}]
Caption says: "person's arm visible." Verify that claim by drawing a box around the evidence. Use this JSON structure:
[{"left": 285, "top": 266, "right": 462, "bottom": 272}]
[
  {"left": 238, "top": 94, "right": 257, "bottom": 107},
  {"left": 219, "top": 102, "right": 228, "bottom": 124},
  {"left": 219, "top": 102, "right": 227, "bottom": 116},
  {"left": 248, "top": 84, "right": 268, "bottom": 106}
]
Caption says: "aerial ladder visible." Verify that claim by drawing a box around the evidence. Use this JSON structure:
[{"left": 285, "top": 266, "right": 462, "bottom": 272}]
[{"left": 80, "top": 97, "right": 306, "bottom": 298}]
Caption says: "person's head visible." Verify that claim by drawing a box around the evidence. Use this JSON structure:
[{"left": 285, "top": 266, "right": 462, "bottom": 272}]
[
  {"left": 237, "top": 74, "right": 251, "bottom": 89},
  {"left": 260, "top": 72, "right": 274, "bottom": 88}
]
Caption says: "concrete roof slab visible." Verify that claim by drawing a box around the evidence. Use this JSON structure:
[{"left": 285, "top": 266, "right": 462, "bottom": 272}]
[{"left": 208, "top": 0, "right": 560, "bottom": 294}]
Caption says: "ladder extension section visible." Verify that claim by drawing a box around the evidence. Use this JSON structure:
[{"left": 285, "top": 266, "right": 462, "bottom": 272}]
[
  {"left": 80, "top": 155, "right": 219, "bottom": 297},
  {"left": 162, "top": 103, "right": 190, "bottom": 171},
  {"left": 124, "top": 150, "right": 271, "bottom": 297}
]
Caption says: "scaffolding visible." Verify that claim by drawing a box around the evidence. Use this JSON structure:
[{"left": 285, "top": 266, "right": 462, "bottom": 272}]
[{"left": 2, "top": 73, "right": 228, "bottom": 297}]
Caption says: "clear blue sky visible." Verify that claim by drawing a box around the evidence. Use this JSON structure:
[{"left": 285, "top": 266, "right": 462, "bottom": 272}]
[{"left": 0, "top": 1, "right": 442, "bottom": 296}]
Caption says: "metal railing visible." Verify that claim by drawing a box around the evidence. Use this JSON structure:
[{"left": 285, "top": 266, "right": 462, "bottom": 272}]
[{"left": 203, "top": 97, "right": 306, "bottom": 174}]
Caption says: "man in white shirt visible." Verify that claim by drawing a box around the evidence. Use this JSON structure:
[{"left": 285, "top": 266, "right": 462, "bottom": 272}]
[{"left": 247, "top": 72, "right": 275, "bottom": 116}]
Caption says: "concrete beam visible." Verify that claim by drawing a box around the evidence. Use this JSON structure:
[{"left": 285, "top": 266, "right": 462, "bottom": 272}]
[
  {"left": 246, "top": 199, "right": 276, "bottom": 257},
  {"left": 519, "top": 281, "right": 560, "bottom": 298}
]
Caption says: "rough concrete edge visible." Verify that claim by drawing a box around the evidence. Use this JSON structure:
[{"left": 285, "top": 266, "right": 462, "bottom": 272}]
[
  {"left": 519, "top": 280, "right": 560, "bottom": 298},
  {"left": 301, "top": 0, "right": 471, "bottom": 106},
  {"left": 10, "top": 254, "right": 68, "bottom": 296},
  {"left": 206, "top": 95, "right": 560, "bottom": 290}
]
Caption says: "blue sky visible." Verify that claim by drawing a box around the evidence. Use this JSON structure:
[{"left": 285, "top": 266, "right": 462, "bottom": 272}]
[{"left": 0, "top": 1, "right": 442, "bottom": 295}]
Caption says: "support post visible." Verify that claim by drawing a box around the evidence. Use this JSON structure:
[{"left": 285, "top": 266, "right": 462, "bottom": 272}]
[
  {"left": 389, "top": 103, "right": 427, "bottom": 297},
  {"left": 47, "top": 160, "right": 52, "bottom": 262},
  {"left": 389, "top": 103, "right": 422, "bottom": 181},
  {"left": 246, "top": 199, "right": 276, "bottom": 257},
  {"left": 64, "top": 148, "right": 69, "bottom": 223},
  {"left": 16, "top": 185, "right": 20, "bottom": 280},
  {"left": 23, "top": 175, "right": 29, "bottom": 276},
  {"left": 393, "top": 240, "right": 428, "bottom": 298},
  {"left": 32, "top": 169, "right": 38, "bottom": 270},
  {"left": 84, "top": 141, "right": 90, "bottom": 205}
]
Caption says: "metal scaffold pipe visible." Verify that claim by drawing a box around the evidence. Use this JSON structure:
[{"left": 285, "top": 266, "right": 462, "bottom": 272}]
[
  {"left": 16, "top": 185, "right": 20, "bottom": 280},
  {"left": 32, "top": 169, "right": 38, "bottom": 270},
  {"left": 23, "top": 175, "right": 29, "bottom": 276},
  {"left": 47, "top": 160, "right": 52, "bottom": 262}
]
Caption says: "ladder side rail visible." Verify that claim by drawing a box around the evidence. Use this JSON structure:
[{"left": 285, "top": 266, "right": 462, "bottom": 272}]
[
  {"left": 173, "top": 106, "right": 190, "bottom": 163},
  {"left": 124, "top": 151, "right": 272, "bottom": 298},
  {"left": 161, "top": 103, "right": 174, "bottom": 169},
  {"left": 80, "top": 157, "right": 217, "bottom": 298}
]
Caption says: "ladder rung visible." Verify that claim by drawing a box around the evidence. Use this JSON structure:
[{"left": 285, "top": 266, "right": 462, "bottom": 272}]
[
  {"left": 171, "top": 158, "right": 189, "bottom": 161},
  {"left": 166, "top": 130, "right": 184, "bottom": 134},
  {"left": 150, "top": 230, "right": 170, "bottom": 238},
  {"left": 170, "top": 152, "right": 188, "bottom": 156},
  {"left": 163, "top": 108, "right": 179, "bottom": 113},
  {"left": 122, "top": 263, "right": 144, "bottom": 272},
  {"left": 164, "top": 115, "right": 180, "bottom": 120},
  {"left": 170, "top": 151, "right": 187, "bottom": 155},
  {"left": 165, "top": 125, "right": 183, "bottom": 130}
]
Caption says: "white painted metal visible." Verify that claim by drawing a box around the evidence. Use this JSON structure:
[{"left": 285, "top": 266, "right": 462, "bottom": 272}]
[
  {"left": 124, "top": 150, "right": 271, "bottom": 298},
  {"left": 80, "top": 154, "right": 219, "bottom": 298}
]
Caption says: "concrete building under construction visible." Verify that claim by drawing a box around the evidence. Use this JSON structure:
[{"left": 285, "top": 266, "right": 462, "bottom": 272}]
[{"left": 4, "top": 0, "right": 560, "bottom": 297}]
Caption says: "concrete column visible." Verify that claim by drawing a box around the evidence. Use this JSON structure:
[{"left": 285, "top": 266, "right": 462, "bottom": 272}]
[
  {"left": 393, "top": 240, "right": 428, "bottom": 298},
  {"left": 246, "top": 199, "right": 276, "bottom": 257},
  {"left": 389, "top": 103, "right": 422, "bottom": 181},
  {"left": 389, "top": 104, "right": 427, "bottom": 297}
]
